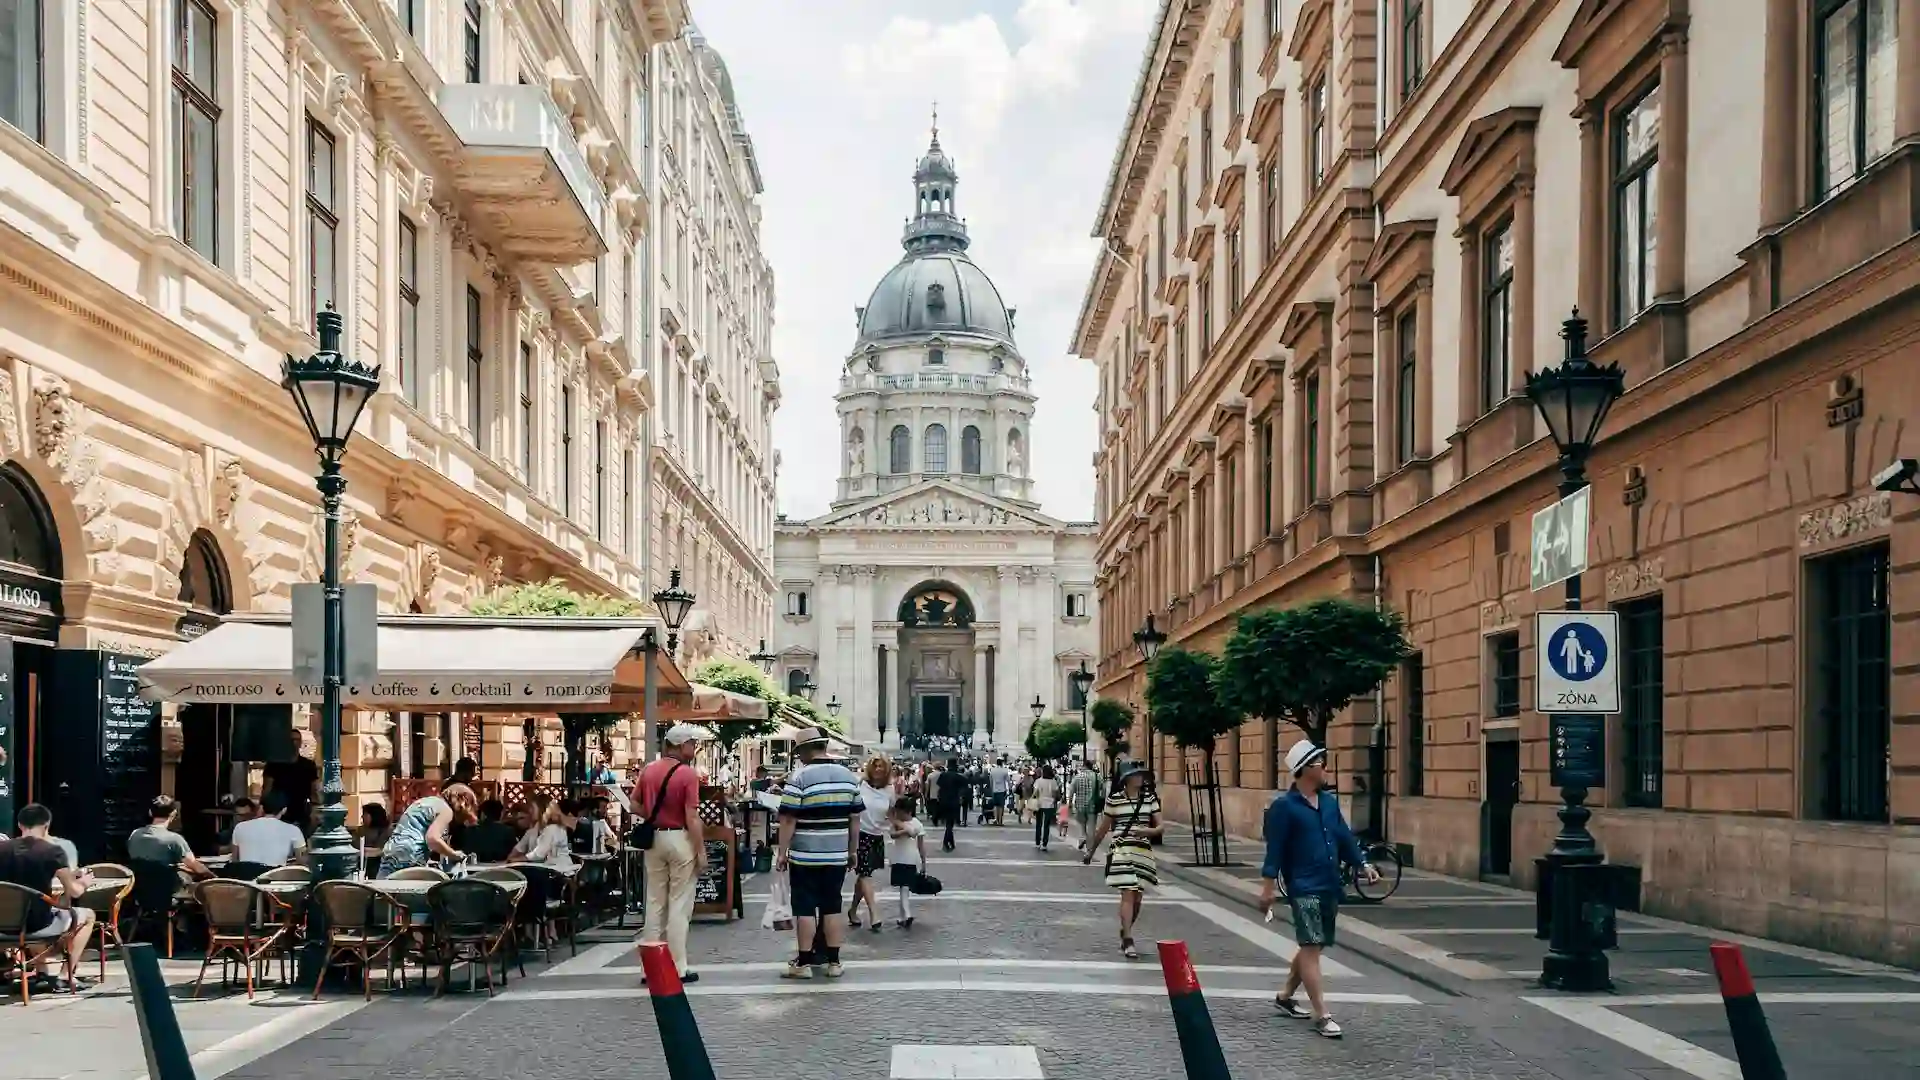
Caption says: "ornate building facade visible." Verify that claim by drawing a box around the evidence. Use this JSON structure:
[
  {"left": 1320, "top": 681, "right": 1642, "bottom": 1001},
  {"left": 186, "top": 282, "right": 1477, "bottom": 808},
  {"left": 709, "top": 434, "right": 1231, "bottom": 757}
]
[
  {"left": 1076, "top": 0, "right": 1920, "bottom": 964},
  {"left": 775, "top": 130, "right": 1098, "bottom": 752},
  {"left": 643, "top": 27, "right": 779, "bottom": 670},
  {"left": 0, "top": 0, "right": 695, "bottom": 846}
]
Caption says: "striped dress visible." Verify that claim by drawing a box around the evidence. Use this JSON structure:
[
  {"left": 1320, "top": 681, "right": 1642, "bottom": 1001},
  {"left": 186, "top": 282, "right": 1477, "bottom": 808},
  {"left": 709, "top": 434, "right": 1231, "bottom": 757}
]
[{"left": 1102, "top": 793, "right": 1161, "bottom": 891}]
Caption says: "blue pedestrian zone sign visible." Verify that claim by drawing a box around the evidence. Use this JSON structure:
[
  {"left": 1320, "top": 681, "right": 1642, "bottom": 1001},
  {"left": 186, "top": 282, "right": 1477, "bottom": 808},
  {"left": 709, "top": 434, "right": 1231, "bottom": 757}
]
[{"left": 1535, "top": 611, "right": 1620, "bottom": 714}]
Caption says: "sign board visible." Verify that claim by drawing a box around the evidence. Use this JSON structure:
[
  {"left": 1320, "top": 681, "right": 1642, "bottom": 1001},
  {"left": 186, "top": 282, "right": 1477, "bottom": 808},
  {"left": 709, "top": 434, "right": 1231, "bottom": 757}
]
[
  {"left": 291, "top": 582, "right": 379, "bottom": 689},
  {"left": 99, "top": 652, "right": 164, "bottom": 854},
  {"left": 1550, "top": 714, "right": 1607, "bottom": 789},
  {"left": 1535, "top": 610, "right": 1620, "bottom": 714},
  {"left": 1530, "top": 486, "right": 1592, "bottom": 592}
]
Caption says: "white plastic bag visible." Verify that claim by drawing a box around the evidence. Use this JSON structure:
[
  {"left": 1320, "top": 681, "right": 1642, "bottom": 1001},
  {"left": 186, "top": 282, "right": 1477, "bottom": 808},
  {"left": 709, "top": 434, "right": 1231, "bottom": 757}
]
[{"left": 761, "top": 872, "right": 794, "bottom": 931}]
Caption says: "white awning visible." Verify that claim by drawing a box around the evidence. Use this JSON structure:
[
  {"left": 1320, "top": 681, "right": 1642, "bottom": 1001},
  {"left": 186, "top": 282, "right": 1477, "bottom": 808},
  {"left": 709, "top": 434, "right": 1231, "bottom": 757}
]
[
  {"left": 666, "top": 685, "right": 770, "bottom": 721},
  {"left": 137, "top": 614, "right": 690, "bottom": 710}
]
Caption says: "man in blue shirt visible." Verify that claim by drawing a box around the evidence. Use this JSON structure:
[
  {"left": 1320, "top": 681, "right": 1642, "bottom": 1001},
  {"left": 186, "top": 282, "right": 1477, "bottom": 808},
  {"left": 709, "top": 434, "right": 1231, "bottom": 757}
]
[{"left": 1258, "top": 740, "right": 1376, "bottom": 1039}]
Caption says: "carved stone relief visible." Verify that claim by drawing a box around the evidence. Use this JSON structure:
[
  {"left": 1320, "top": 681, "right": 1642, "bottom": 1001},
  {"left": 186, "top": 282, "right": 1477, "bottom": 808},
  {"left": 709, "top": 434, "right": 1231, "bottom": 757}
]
[
  {"left": 1604, "top": 556, "right": 1666, "bottom": 601},
  {"left": 1797, "top": 492, "right": 1892, "bottom": 548},
  {"left": 31, "top": 375, "right": 76, "bottom": 467}
]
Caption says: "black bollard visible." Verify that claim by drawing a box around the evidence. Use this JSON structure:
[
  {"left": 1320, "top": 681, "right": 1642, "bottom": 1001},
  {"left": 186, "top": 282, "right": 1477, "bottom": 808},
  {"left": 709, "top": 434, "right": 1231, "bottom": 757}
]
[
  {"left": 123, "top": 943, "right": 198, "bottom": 1080},
  {"left": 1157, "top": 940, "right": 1234, "bottom": 1080},
  {"left": 641, "top": 941, "right": 718, "bottom": 1080},
  {"left": 1710, "top": 942, "right": 1787, "bottom": 1080}
]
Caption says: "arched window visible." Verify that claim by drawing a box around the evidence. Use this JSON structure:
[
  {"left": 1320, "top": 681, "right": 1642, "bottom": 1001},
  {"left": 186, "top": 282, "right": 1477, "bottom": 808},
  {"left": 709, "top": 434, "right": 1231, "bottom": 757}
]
[
  {"left": 961, "top": 425, "right": 982, "bottom": 474},
  {"left": 179, "top": 530, "right": 233, "bottom": 615},
  {"left": 889, "top": 425, "right": 912, "bottom": 473},
  {"left": 924, "top": 424, "right": 948, "bottom": 474},
  {"left": 786, "top": 668, "right": 809, "bottom": 696},
  {"left": 0, "top": 464, "right": 57, "bottom": 575}
]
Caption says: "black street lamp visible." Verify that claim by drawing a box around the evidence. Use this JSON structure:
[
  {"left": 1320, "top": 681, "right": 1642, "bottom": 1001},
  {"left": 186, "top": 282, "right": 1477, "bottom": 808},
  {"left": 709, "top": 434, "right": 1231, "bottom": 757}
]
[
  {"left": 1132, "top": 614, "right": 1167, "bottom": 777},
  {"left": 1030, "top": 696, "right": 1045, "bottom": 722},
  {"left": 800, "top": 676, "right": 817, "bottom": 702},
  {"left": 651, "top": 569, "right": 697, "bottom": 656},
  {"left": 1523, "top": 309, "right": 1625, "bottom": 994},
  {"left": 1070, "top": 660, "right": 1096, "bottom": 765},
  {"left": 281, "top": 303, "right": 379, "bottom": 982},
  {"left": 825, "top": 695, "right": 841, "bottom": 719},
  {"left": 748, "top": 639, "right": 777, "bottom": 674}
]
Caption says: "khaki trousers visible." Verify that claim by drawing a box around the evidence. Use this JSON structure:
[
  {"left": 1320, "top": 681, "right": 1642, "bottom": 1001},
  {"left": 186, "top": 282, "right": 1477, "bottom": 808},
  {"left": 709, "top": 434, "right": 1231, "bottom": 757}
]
[{"left": 642, "top": 830, "right": 698, "bottom": 976}]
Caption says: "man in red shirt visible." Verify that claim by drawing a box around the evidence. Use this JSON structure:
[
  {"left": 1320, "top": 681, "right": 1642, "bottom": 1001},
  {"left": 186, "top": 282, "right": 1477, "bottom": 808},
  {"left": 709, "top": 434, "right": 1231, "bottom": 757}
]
[{"left": 633, "top": 724, "right": 710, "bottom": 981}]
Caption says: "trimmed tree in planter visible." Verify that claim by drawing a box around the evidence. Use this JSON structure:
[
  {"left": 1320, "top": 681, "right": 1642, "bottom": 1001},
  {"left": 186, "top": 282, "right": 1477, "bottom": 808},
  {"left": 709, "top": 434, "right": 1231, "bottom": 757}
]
[
  {"left": 1219, "top": 598, "right": 1413, "bottom": 747},
  {"left": 1087, "top": 698, "right": 1135, "bottom": 769},
  {"left": 688, "top": 657, "right": 784, "bottom": 753},
  {"left": 467, "top": 580, "right": 646, "bottom": 790},
  {"left": 1024, "top": 717, "right": 1084, "bottom": 763},
  {"left": 1145, "top": 646, "right": 1243, "bottom": 864}
]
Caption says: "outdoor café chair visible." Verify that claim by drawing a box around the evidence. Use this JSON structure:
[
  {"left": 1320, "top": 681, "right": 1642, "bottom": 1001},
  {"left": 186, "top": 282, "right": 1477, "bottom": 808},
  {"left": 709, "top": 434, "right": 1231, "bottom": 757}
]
[
  {"left": 425, "top": 879, "right": 515, "bottom": 997},
  {"left": 0, "top": 882, "right": 77, "bottom": 1004},
  {"left": 310, "top": 880, "right": 407, "bottom": 1000},
  {"left": 126, "top": 859, "right": 193, "bottom": 958},
  {"left": 514, "top": 864, "right": 578, "bottom": 960},
  {"left": 468, "top": 868, "right": 528, "bottom": 979},
  {"left": 190, "top": 879, "right": 290, "bottom": 999},
  {"left": 76, "top": 863, "right": 135, "bottom": 983}
]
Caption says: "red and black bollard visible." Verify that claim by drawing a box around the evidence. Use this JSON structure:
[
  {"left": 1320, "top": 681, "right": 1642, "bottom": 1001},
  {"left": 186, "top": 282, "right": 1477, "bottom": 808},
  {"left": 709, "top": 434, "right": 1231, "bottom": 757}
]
[
  {"left": 640, "top": 942, "right": 718, "bottom": 1080},
  {"left": 1709, "top": 941, "right": 1787, "bottom": 1080},
  {"left": 1157, "top": 940, "right": 1235, "bottom": 1080}
]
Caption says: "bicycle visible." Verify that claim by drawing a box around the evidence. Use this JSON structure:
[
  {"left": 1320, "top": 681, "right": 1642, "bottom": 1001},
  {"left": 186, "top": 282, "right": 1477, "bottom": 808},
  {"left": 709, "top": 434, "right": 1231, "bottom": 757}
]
[{"left": 1274, "top": 840, "right": 1404, "bottom": 904}]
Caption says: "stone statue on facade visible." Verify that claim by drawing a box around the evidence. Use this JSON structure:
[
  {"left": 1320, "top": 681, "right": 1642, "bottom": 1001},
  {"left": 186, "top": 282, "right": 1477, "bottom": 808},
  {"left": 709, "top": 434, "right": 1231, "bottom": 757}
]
[{"left": 847, "top": 429, "right": 866, "bottom": 474}]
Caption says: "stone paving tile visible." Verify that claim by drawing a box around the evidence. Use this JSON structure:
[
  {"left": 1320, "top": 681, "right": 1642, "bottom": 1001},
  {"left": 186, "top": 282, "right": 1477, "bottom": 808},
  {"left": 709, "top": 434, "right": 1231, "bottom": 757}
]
[{"left": 1616, "top": 1002, "right": 1920, "bottom": 1080}]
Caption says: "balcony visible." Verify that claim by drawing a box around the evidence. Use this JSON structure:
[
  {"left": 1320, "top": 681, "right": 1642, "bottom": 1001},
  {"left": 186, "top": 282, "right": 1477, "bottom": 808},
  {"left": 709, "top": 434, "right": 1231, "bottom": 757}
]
[{"left": 437, "top": 84, "right": 608, "bottom": 264}]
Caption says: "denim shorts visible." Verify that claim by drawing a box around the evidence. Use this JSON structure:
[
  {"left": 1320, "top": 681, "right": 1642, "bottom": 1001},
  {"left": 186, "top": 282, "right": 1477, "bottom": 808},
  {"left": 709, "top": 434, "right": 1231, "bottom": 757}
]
[{"left": 1288, "top": 890, "right": 1340, "bottom": 948}]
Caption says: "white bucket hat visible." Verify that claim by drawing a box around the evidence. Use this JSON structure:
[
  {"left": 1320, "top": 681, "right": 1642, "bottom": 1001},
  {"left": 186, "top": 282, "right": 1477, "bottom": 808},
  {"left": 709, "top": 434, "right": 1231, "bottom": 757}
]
[
  {"left": 663, "top": 723, "right": 714, "bottom": 747},
  {"left": 1285, "top": 739, "right": 1328, "bottom": 778}
]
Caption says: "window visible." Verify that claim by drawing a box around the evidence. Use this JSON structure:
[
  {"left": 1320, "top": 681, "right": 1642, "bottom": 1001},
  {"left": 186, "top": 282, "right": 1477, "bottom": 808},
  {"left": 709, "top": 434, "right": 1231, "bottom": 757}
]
[
  {"left": 1261, "top": 159, "right": 1281, "bottom": 258},
  {"left": 1177, "top": 159, "right": 1188, "bottom": 240},
  {"left": 1264, "top": 0, "right": 1281, "bottom": 43},
  {"left": 1814, "top": 544, "right": 1889, "bottom": 822},
  {"left": 0, "top": 0, "right": 43, "bottom": 143},
  {"left": 1480, "top": 220, "right": 1515, "bottom": 412},
  {"left": 889, "top": 424, "right": 911, "bottom": 473},
  {"left": 928, "top": 347, "right": 945, "bottom": 366},
  {"left": 1155, "top": 355, "right": 1168, "bottom": 420},
  {"left": 1066, "top": 592, "right": 1088, "bottom": 618},
  {"left": 1400, "top": 0, "right": 1426, "bottom": 102},
  {"left": 462, "top": 0, "right": 482, "bottom": 83},
  {"left": 961, "top": 425, "right": 982, "bottom": 474},
  {"left": 305, "top": 117, "right": 338, "bottom": 326},
  {"left": 622, "top": 448, "right": 635, "bottom": 556},
  {"left": 1156, "top": 208, "right": 1167, "bottom": 284},
  {"left": 172, "top": 0, "right": 221, "bottom": 263},
  {"left": 559, "top": 384, "right": 573, "bottom": 516},
  {"left": 594, "top": 421, "right": 607, "bottom": 539},
  {"left": 518, "top": 341, "right": 534, "bottom": 473},
  {"left": 1197, "top": 273, "right": 1213, "bottom": 352},
  {"left": 1490, "top": 632, "right": 1520, "bottom": 718},
  {"left": 1307, "top": 74, "right": 1329, "bottom": 189},
  {"left": 924, "top": 424, "right": 948, "bottom": 474},
  {"left": 786, "top": 590, "right": 809, "bottom": 618},
  {"left": 1228, "top": 30, "right": 1244, "bottom": 120},
  {"left": 1612, "top": 84, "right": 1660, "bottom": 327},
  {"left": 1259, "top": 417, "right": 1274, "bottom": 534},
  {"left": 1814, "top": 0, "right": 1897, "bottom": 197},
  {"left": 1396, "top": 309, "right": 1418, "bottom": 466},
  {"left": 1304, "top": 372, "right": 1321, "bottom": 503},
  {"left": 1200, "top": 102, "right": 1213, "bottom": 190},
  {"left": 398, "top": 216, "right": 419, "bottom": 401},
  {"left": 465, "top": 286, "right": 484, "bottom": 439},
  {"left": 786, "top": 668, "right": 809, "bottom": 694},
  {"left": 1173, "top": 317, "right": 1188, "bottom": 390},
  {"left": 398, "top": 0, "right": 421, "bottom": 38},
  {"left": 1402, "top": 654, "right": 1424, "bottom": 796},
  {"left": 1619, "top": 596, "right": 1664, "bottom": 808},
  {"left": 1226, "top": 224, "right": 1243, "bottom": 313},
  {"left": 1223, "top": 453, "right": 1239, "bottom": 556}
]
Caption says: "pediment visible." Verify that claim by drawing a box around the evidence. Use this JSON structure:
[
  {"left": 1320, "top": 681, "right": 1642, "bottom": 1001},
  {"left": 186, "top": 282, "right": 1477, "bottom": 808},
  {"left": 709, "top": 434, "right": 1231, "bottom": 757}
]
[
  {"left": 1288, "top": 0, "right": 1333, "bottom": 65},
  {"left": 814, "top": 479, "right": 1062, "bottom": 530},
  {"left": 1441, "top": 107, "right": 1541, "bottom": 196}
]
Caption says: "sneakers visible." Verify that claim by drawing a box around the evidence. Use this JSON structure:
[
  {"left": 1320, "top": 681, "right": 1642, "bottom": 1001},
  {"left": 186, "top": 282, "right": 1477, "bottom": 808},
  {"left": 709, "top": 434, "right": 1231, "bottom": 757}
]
[
  {"left": 1312, "top": 1017, "right": 1343, "bottom": 1039},
  {"left": 1274, "top": 996, "right": 1311, "bottom": 1019},
  {"left": 781, "top": 961, "right": 812, "bottom": 980},
  {"left": 822, "top": 961, "right": 845, "bottom": 979}
]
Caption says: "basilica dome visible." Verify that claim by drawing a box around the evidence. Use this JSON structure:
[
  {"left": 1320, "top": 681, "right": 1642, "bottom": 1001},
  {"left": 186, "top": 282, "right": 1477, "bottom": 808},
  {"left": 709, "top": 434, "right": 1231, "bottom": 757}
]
[{"left": 857, "top": 252, "right": 1013, "bottom": 345}]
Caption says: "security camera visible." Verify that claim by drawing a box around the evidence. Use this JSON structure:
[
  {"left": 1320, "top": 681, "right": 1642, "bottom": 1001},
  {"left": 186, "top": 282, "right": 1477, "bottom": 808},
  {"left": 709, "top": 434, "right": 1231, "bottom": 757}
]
[{"left": 1872, "top": 458, "right": 1920, "bottom": 496}]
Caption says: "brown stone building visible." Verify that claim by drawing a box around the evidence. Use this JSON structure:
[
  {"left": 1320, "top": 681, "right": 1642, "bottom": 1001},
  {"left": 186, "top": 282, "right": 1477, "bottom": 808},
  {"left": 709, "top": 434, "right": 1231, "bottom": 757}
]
[{"left": 1073, "top": 0, "right": 1920, "bottom": 965}]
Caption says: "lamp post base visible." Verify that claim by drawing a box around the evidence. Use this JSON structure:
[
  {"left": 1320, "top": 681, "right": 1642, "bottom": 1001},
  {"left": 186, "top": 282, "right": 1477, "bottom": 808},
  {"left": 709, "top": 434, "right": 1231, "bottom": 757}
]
[
  {"left": 1538, "top": 786, "right": 1614, "bottom": 993},
  {"left": 1540, "top": 946, "right": 1611, "bottom": 992},
  {"left": 296, "top": 812, "right": 360, "bottom": 986}
]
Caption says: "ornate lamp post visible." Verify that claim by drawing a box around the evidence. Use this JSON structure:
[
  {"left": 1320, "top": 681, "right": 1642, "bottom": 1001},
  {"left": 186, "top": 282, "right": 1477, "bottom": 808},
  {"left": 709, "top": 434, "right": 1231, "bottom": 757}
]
[
  {"left": 281, "top": 304, "right": 379, "bottom": 981},
  {"left": 1070, "top": 660, "right": 1096, "bottom": 765},
  {"left": 749, "top": 639, "right": 777, "bottom": 674},
  {"left": 825, "top": 695, "right": 841, "bottom": 720},
  {"left": 1132, "top": 614, "right": 1166, "bottom": 777},
  {"left": 1524, "top": 310, "right": 1626, "bottom": 993},
  {"left": 651, "top": 569, "right": 696, "bottom": 657},
  {"left": 800, "top": 676, "right": 817, "bottom": 703}
]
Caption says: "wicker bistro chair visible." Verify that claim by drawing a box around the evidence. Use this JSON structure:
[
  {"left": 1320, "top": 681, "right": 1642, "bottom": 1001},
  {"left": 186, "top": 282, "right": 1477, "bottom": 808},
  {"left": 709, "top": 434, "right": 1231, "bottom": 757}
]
[
  {"left": 513, "top": 865, "right": 579, "bottom": 960},
  {"left": 425, "top": 880, "right": 516, "bottom": 997},
  {"left": 0, "top": 882, "right": 76, "bottom": 1003},
  {"left": 75, "top": 864, "right": 135, "bottom": 983},
  {"left": 256, "top": 867, "right": 314, "bottom": 951},
  {"left": 310, "top": 881, "right": 407, "bottom": 1000},
  {"left": 468, "top": 868, "right": 528, "bottom": 980},
  {"left": 126, "top": 859, "right": 193, "bottom": 958},
  {"left": 189, "top": 880, "right": 290, "bottom": 999},
  {"left": 384, "top": 865, "right": 449, "bottom": 981}
]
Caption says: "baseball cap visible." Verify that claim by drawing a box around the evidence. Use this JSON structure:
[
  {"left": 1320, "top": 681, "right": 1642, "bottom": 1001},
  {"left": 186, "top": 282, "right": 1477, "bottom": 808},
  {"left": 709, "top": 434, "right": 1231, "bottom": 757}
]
[
  {"left": 663, "top": 724, "right": 714, "bottom": 747},
  {"left": 1285, "top": 739, "right": 1328, "bottom": 778}
]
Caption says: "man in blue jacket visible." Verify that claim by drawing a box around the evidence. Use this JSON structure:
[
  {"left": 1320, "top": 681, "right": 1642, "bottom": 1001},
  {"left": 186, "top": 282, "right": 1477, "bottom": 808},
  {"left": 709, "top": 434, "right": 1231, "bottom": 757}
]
[{"left": 1258, "top": 740, "right": 1376, "bottom": 1039}]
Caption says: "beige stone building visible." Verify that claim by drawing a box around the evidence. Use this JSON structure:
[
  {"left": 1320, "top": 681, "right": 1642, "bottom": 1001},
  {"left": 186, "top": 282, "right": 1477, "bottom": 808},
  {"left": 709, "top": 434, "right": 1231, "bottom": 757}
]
[
  {"left": 644, "top": 25, "right": 778, "bottom": 670},
  {"left": 1075, "top": 0, "right": 1920, "bottom": 965},
  {"left": 0, "top": 0, "right": 699, "bottom": 854}
]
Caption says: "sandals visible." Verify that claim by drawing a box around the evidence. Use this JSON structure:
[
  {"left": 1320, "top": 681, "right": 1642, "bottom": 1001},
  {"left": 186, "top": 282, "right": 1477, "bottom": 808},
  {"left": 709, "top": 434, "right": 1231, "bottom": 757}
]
[{"left": 1121, "top": 937, "right": 1139, "bottom": 960}]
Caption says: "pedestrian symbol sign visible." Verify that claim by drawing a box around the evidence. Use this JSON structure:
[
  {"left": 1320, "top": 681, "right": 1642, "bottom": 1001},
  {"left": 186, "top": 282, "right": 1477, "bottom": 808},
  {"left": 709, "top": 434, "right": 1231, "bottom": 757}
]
[
  {"left": 1530, "top": 486, "right": 1591, "bottom": 592},
  {"left": 1535, "top": 610, "right": 1619, "bottom": 714}
]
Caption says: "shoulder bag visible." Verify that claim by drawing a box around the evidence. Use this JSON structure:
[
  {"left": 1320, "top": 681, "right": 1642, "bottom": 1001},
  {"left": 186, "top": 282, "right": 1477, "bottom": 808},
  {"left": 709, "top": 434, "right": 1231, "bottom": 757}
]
[{"left": 630, "top": 761, "right": 684, "bottom": 851}]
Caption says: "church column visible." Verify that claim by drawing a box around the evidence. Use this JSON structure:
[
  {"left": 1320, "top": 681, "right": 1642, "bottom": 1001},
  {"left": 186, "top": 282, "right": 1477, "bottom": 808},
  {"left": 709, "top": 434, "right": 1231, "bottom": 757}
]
[
  {"left": 972, "top": 643, "right": 991, "bottom": 743},
  {"left": 1034, "top": 566, "right": 1057, "bottom": 740},
  {"left": 815, "top": 565, "right": 839, "bottom": 710},
  {"left": 851, "top": 566, "right": 877, "bottom": 744},
  {"left": 996, "top": 565, "right": 1020, "bottom": 749}
]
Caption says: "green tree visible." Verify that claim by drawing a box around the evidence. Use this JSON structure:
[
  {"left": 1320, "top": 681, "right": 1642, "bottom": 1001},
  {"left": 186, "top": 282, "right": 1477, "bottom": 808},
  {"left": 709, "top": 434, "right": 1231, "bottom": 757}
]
[
  {"left": 465, "top": 580, "right": 646, "bottom": 787},
  {"left": 1219, "top": 598, "right": 1413, "bottom": 746},
  {"left": 1024, "top": 717, "right": 1083, "bottom": 762},
  {"left": 779, "top": 693, "right": 846, "bottom": 736},
  {"left": 688, "top": 657, "right": 783, "bottom": 752},
  {"left": 1144, "top": 646, "right": 1242, "bottom": 777},
  {"left": 1087, "top": 698, "right": 1135, "bottom": 764}
]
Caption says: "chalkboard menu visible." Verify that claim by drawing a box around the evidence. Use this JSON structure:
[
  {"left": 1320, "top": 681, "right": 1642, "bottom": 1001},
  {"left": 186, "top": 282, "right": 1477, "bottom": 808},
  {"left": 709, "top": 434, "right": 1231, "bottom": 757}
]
[
  {"left": 1550, "top": 714, "right": 1607, "bottom": 790},
  {"left": 100, "top": 652, "right": 164, "bottom": 850},
  {"left": 693, "top": 837, "right": 733, "bottom": 910}
]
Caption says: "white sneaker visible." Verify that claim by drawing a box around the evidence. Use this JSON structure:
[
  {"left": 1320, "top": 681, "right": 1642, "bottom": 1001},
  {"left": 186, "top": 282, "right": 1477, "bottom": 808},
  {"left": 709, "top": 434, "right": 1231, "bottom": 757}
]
[
  {"left": 781, "top": 961, "right": 811, "bottom": 980},
  {"left": 1313, "top": 1016, "right": 1343, "bottom": 1039}
]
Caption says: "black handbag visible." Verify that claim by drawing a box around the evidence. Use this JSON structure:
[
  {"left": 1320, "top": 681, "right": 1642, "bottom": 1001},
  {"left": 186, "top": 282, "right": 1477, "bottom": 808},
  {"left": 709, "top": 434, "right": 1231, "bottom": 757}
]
[
  {"left": 909, "top": 871, "right": 942, "bottom": 895},
  {"left": 630, "top": 762, "right": 683, "bottom": 851}
]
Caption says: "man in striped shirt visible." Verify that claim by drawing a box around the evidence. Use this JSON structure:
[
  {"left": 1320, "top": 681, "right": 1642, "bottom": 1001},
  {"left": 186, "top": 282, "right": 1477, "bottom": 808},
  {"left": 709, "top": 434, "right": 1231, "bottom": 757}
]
[{"left": 774, "top": 727, "right": 862, "bottom": 979}]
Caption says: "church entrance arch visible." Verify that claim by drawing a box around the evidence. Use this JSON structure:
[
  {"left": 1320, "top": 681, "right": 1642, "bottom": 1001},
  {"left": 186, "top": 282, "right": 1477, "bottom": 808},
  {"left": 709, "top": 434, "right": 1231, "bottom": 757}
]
[
  {"left": 896, "top": 581, "right": 977, "bottom": 750},
  {"left": 0, "top": 463, "right": 64, "bottom": 835},
  {"left": 175, "top": 529, "right": 242, "bottom": 853}
]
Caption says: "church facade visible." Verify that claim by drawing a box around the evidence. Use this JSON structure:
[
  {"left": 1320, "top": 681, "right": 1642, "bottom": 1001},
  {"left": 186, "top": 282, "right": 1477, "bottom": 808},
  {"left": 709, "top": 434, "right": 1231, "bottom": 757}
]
[{"left": 773, "top": 129, "right": 1098, "bottom": 754}]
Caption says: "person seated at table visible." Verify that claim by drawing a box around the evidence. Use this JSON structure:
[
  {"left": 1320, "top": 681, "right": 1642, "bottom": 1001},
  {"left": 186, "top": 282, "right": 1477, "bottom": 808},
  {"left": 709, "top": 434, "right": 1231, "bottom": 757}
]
[
  {"left": 359, "top": 804, "right": 391, "bottom": 850},
  {"left": 231, "top": 791, "right": 307, "bottom": 867},
  {"left": 376, "top": 784, "right": 476, "bottom": 878},
  {"left": 588, "top": 798, "right": 621, "bottom": 855},
  {"left": 128, "top": 796, "right": 214, "bottom": 880},
  {"left": 507, "top": 799, "right": 575, "bottom": 870},
  {"left": 0, "top": 804, "right": 97, "bottom": 994},
  {"left": 463, "top": 799, "right": 519, "bottom": 863}
]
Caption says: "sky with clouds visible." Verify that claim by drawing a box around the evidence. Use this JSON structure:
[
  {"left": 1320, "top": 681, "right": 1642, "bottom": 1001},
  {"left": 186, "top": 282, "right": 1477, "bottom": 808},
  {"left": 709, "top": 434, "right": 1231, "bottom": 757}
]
[{"left": 689, "top": 0, "right": 1158, "bottom": 523}]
